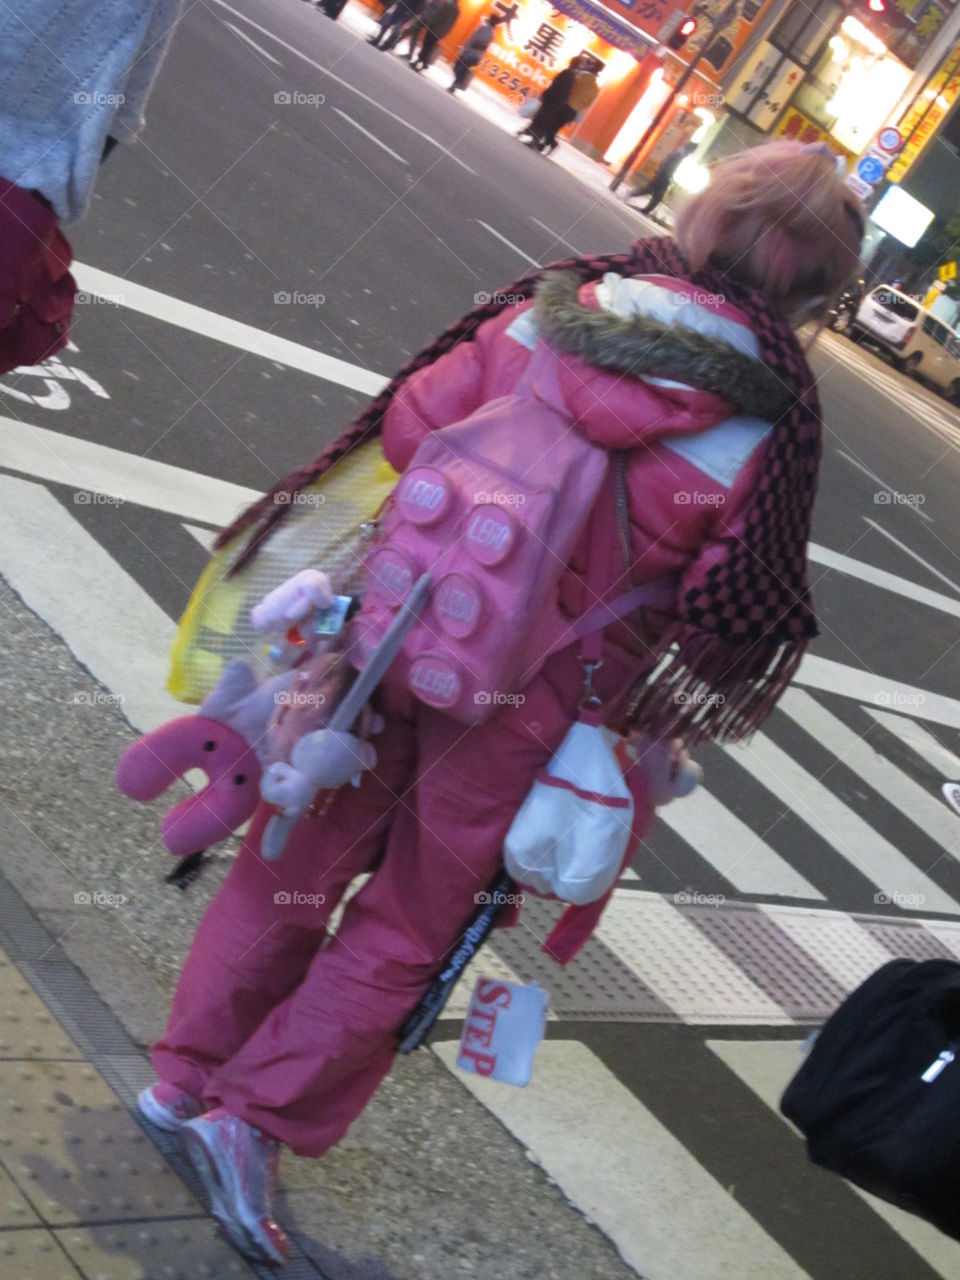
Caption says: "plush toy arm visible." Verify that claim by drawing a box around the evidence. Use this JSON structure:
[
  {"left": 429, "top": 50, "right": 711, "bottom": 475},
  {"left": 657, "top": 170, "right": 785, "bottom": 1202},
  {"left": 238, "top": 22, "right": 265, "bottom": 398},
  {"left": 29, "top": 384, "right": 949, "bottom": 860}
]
[{"left": 250, "top": 569, "right": 334, "bottom": 635}]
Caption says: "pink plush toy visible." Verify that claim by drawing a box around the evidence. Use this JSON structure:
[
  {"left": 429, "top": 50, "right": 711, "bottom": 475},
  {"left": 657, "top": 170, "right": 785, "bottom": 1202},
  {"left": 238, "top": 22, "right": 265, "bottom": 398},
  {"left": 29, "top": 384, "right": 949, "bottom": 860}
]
[{"left": 116, "top": 661, "right": 288, "bottom": 856}]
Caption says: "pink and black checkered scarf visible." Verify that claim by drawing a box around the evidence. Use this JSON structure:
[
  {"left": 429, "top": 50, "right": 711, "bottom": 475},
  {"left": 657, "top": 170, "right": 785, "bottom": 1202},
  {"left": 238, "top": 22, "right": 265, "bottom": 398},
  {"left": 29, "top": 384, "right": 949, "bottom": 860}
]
[{"left": 217, "top": 237, "right": 822, "bottom": 744}]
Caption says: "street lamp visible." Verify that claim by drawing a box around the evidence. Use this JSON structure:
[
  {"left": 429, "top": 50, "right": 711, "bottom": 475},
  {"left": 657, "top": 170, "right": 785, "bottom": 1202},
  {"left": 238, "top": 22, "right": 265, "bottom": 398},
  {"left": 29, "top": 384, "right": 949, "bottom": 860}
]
[{"left": 609, "top": 1, "right": 740, "bottom": 193}]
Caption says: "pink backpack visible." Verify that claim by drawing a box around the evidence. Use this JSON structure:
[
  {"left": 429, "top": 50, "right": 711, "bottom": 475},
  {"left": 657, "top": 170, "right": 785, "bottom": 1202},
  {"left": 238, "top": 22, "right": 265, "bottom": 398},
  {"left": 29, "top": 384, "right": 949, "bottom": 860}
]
[{"left": 350, "top": 343, "right": 619, "bottom": 723}]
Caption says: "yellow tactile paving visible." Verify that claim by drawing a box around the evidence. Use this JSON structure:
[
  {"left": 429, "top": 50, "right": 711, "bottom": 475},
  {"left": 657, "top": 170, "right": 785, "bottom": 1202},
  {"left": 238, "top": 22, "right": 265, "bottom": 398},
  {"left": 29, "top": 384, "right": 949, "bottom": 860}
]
[
  {"left": 0, "top": 1157, "right": 43, "bottom": 1226},
  {"left": 0, "top": 953, "right": 84, "bottom": 1059},
  {"left": 0, "top": 1061, "right": 199, "bottom": 1225},
  {"left": 54, "top": 1219, "right": 255, "bottom": 1278},
  {"left": 0, "top": 1226, "right": 80, "bottom": 1278}
]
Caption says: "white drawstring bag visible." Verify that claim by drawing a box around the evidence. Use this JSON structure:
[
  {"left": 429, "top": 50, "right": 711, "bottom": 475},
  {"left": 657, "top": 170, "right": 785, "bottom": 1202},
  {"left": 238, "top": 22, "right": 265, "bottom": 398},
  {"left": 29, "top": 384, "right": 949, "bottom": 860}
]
[{"left": 503, "top": 720, "right": 633, "bottom": 906}]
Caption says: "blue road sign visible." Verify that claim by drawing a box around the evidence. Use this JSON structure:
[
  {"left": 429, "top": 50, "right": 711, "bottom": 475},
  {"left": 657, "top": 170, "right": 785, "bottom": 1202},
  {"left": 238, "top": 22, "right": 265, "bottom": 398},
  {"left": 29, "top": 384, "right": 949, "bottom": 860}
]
[{"left": 857, "top": 155, "right": 885, "bottom": 185}]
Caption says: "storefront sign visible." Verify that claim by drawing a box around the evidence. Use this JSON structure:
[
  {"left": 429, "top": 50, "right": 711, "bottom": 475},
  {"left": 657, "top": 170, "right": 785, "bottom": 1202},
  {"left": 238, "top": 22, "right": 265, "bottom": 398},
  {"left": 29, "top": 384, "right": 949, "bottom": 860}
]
[
  {"left": 549, "top": 0, "right": 652, "bottom": 58},
  {"left": 887, "top": 43, "right": 960, "bottom": 182},
  {"left": 773, "top": 107, "right": 851, "bottom": 155},
  {"left": 726, "top": 40, "right": 803, "bottom": 130}
]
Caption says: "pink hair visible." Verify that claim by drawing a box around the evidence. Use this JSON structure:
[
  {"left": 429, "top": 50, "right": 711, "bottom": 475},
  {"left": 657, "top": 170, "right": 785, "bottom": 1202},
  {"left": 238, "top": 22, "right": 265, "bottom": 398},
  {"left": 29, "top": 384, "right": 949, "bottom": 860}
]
[{"left": 673, "top": 142, "right": 863, "bottom": 316}]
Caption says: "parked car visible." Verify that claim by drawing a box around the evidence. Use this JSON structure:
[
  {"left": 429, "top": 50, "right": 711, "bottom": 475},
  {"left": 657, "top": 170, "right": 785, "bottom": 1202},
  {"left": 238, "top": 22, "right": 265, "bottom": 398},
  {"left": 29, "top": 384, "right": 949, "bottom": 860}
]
[{"left": 842, "top": 285, "right": 960, "bottom": 403}]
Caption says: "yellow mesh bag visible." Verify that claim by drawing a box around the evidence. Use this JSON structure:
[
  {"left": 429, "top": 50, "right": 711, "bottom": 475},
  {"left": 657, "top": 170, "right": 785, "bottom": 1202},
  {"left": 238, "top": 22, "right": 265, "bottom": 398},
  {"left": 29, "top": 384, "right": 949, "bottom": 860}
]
[{"left": 168, "top": 441, "right": 399, "bottom": 704}]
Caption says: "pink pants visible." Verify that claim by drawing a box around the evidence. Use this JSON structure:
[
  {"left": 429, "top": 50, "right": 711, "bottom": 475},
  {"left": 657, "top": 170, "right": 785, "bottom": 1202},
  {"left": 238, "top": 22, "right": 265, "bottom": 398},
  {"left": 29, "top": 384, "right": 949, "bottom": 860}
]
[{"left": 152, "top": 646, "right": 634, "bottom": 1156}]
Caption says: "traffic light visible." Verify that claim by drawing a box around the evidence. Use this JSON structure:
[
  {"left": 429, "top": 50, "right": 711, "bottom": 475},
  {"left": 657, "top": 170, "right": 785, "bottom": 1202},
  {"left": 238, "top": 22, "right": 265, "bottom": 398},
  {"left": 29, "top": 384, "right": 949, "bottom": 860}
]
[{"left": 668, "top": 16, "right": 698, "bottom": 50}]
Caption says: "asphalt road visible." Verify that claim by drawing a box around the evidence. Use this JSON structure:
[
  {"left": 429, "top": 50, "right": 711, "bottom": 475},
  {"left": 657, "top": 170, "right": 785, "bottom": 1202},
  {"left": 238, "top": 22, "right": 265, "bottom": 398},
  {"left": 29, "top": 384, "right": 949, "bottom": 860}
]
[{"left": 3, "top": 2, "right": 960, "bottom": 1278}]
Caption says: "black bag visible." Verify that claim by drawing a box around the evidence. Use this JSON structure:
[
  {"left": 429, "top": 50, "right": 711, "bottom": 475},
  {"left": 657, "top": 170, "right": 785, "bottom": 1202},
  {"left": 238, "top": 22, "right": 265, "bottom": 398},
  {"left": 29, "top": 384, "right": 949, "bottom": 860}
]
[{"left": 781, "top": 958, "right": 960, "bottom": 1240}]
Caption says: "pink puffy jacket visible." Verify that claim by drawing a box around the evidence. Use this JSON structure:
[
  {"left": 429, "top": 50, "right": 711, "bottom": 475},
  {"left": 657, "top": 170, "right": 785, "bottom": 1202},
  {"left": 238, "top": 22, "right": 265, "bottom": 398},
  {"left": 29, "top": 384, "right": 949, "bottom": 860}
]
[{"left": 381, "top": 272, "right": 775, "bottom": 656}]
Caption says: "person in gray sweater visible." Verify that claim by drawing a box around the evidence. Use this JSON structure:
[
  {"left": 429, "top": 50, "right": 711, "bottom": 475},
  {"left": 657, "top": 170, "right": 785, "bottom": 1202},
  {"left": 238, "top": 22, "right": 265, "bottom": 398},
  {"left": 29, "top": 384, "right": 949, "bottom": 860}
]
[{"left": 0, "top": 0, "right": 183, "bottom": 222}]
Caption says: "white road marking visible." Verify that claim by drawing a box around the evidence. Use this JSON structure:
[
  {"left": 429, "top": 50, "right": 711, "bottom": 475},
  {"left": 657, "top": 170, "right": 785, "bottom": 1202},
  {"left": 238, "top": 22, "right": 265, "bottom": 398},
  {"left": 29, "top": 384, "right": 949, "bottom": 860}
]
[
  {"left": 807, "top": 540, "right": 960, "bottom": 619},
  {"left": 779, "top": 689, "right": 960, "bottom": 868},
  {"left": 476, "top": 220, "right": 542, "bottom": 268},
  {"left": 598, "top": 894, "right": 791, "bottom": 1024},
  {"left": 792, "top": 654, "right": 960, "bottom": 731},
  {"left": 863, "top": 518, "right": 960, "bottom": 595},
  {"left": 0, "top": 476, "right": 180, "bottom": 733},
  {"left": 208, "top": 0, "right": 477, "bottom": 174},
  {"left": 333, "top": 108, "right": 409, "bottom": 164},
  {"left": 222, "top": 19, "right": 283, "bottom": 64},
  {"left": 182, "top": 523, "right": 219, "bottom": 551},
  {"left": 736, "top": 735, "right": 960, "bottom": 915},
  {"left": 0, "top": 418, "right": 260, "bottom": 527},
  {"left": 71, "top": 263, "right": 387, "bottom": 396},
  {"left": 710, "top": 1038, "right": 960, "bottom": 1280},
  {"left": 834, "top": 449, "right": 934, "bottom": 523},
  {"left": 435, "top": 1039, "right": 813, "bottom": 1280},
  {"left": 660, "top": 786, "right": 825, "bottom": 900},
  {"left": 528, "top": 216, "right": 582, "bottom": 255},
  {"left": 866, "top": 708, "right": 960, "bottom": 778}
]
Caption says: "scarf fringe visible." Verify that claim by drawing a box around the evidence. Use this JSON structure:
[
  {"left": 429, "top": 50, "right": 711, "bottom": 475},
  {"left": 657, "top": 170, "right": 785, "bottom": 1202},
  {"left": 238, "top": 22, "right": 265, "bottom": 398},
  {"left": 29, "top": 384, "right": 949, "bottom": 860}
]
[{"left": 621, "top": 624, "right": 808, "bottom": 745}]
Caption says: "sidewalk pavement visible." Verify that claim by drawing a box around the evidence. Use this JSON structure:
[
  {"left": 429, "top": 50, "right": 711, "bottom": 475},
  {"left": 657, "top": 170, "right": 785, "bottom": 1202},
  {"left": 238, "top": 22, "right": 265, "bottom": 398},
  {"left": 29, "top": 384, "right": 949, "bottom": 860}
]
[
  {"left": 0, "top": 573, "right": 640, "bottom": 1278},
  {"left": 331, "top": 1, "right": 666, "bottom": 234}
]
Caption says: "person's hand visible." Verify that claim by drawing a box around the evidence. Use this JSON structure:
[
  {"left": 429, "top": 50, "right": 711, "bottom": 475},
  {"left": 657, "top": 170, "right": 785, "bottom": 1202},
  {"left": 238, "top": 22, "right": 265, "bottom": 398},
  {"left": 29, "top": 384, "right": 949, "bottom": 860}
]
[{"left": 250, "top": 569, "right": 333, "bottom": 635}]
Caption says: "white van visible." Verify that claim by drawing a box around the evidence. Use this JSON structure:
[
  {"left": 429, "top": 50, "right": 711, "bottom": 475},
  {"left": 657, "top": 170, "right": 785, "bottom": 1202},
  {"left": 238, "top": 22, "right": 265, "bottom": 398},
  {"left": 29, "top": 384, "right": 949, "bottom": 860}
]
[{"left": 842, "top": 286, "right": 960, "bottom": 402}]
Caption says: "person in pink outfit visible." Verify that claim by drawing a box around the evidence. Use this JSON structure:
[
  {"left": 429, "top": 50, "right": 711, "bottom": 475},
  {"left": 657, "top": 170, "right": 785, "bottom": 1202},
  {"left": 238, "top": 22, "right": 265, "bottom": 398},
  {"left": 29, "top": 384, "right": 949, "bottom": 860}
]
[{"left": 137, "top": 143, "right": 864, "bottom": 1266}]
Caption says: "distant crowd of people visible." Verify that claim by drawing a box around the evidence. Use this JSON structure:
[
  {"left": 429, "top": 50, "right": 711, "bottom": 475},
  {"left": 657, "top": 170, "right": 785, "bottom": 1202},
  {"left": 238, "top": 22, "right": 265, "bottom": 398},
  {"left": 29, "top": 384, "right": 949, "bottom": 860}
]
[{"left": 310, "top": 0, "right": 600, "bottom": 154}]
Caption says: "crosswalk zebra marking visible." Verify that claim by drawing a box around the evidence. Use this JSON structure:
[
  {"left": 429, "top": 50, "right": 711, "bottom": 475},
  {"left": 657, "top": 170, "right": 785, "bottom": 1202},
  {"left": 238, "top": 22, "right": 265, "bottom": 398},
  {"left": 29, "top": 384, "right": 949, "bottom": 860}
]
[
  {"left": 867, "top": 709, "right": 960, "bottom": 780},
  {"left": 0, "top": 475, "right": 179, "bottom": 733},
  {"left": 708, "top": 1038, "right": 960, "bottom": 1280},
  {"left": 660, "top": 785, "right": 825, "bottom": 900},
  {"left": 736, "top": 733, "right": 960, "bottom": 915},
  {"left": 779, "top": 689, "right": 960, "bottom": 867},
  {"left": 434, "top": 1039, "right": 813, "bottom": 1280}
]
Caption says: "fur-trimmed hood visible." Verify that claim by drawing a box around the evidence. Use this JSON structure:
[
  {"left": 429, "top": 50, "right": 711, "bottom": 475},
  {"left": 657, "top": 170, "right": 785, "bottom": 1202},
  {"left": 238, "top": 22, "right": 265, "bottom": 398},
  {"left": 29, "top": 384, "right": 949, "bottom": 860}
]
[{"left": 534, "top": 270, "right": 790, "bottom": 428}]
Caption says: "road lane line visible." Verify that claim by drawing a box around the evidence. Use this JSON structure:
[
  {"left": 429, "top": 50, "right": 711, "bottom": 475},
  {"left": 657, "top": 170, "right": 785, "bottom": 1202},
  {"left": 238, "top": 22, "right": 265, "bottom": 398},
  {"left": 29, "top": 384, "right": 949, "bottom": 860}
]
[
  {"left": 807, "top": 541, "right": 960, "bottom": 618},
  {"left": 529, "top": 216, "right": 582, "bottom": 254},
  {"left": 736, "top": 734, "right": 960, "bottom": 915},
  {"left": 0, "top": 476, "right": 180, "bottom": 733},
  {"left": 779, "top": 689, "right": 960, "bottom": 867},
  {"left": 435, "top": 1040, "right": 812, "bottom": 1280},
  {"left": 476, "top": 221, "right": 541, "bottom": 267},
  {"left": 835, "top": 449, "right": 934, "bottom": 523},
  {"left": 222, "top": 19, "right": 283, "bottom": 64},
  {"left": 710, "top": 1038, "right": 960, "bottom": 1280},
  {"left": 332, "top": 108, "right": 409, "bottom": 163},
  {"left": 208, "top": 0, "right": 477, "bottom": 174},
  {"left": 71, "top": 263, "right": 388, "bottom": 395},
  {"left": 862, "top": 518, "right": 960, "bottom": 595},
  {"left": 0, "top": 417, "right": 261, "bottom": 527},
  {"left": 660, "top": 786, "right": 825, "bottom": 900}
]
